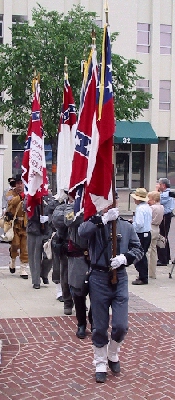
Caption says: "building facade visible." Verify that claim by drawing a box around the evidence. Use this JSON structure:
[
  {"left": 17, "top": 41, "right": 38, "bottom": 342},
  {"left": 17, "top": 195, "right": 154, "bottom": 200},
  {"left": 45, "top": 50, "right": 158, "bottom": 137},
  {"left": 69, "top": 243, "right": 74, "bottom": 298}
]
[{"left": 0, "top": 0, "right": 175, "bottom": 209}]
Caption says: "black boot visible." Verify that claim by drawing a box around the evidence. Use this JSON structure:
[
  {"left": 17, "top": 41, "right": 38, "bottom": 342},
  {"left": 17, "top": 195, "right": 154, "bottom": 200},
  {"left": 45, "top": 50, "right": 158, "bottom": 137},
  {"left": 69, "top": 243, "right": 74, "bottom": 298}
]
[
  {"left": 95, "top": 372, "right": 107, "bottom": 383},
  {"left": 73, "top": 294, "right": 87, "bottom": 336},
  {"left": 76, "top": 325, "right": 86, "bottom": 339}
]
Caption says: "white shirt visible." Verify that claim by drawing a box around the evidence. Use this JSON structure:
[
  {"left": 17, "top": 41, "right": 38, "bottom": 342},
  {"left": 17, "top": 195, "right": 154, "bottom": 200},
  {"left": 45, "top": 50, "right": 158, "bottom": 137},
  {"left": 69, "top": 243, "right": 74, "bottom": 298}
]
[{"left": 133, "top": 202, "right": 152, "bottom": 233}]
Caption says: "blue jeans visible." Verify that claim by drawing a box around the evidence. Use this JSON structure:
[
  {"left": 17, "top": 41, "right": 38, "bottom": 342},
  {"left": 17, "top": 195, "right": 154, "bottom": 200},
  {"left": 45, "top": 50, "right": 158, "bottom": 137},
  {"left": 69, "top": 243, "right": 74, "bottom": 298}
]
[{"left": 89, "top": 269, "right": 129, "bottom": 347}]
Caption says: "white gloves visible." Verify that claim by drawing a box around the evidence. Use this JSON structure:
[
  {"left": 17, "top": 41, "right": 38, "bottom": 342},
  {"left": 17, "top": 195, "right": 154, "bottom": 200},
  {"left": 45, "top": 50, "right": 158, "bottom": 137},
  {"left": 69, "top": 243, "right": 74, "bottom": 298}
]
[
  {"left": 40, "top": 215, "right": 49, "bottom": 224},
  {"left": 102, "top": 208, "right": 119, "bottom": 225},
  {"left": 110, "top": 254, "right": 127, "bottom": 269}
]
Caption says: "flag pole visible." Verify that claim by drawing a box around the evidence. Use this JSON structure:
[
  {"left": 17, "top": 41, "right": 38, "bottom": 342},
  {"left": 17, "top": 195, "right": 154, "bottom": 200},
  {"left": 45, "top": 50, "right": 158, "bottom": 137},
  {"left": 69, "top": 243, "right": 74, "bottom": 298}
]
[
  {"left": 104, "top": 1, "right": 118, "bottom": 284},
  {"left": 32, "top": 70, "right": 44, "bottom": 229}
]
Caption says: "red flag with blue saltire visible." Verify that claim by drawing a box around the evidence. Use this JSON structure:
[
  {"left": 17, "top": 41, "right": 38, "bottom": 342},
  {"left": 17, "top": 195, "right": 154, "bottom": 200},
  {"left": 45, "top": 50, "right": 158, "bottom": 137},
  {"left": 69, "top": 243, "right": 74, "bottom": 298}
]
[
  {"left": 56, "top": 74, "right": 77, "bottom": 200},
  {"left": 21, "top": 81, "right": 48, "bottom": 218},
  {"left": 83, "top": 24, "right": 114, "bottom": 220},
  {"left": 69, "top": 45, "right": 99, "bottom": 216}
]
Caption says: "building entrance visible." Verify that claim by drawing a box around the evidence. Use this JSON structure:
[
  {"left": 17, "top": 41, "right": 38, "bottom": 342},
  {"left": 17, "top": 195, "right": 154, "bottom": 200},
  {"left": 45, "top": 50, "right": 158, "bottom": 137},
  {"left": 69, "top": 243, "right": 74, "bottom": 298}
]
[
  {"left": 115, "top": 146, "right": 145, "bottom": 189},
  {"left": 116, "top": 153, "right": 129, "bottom": 188}
]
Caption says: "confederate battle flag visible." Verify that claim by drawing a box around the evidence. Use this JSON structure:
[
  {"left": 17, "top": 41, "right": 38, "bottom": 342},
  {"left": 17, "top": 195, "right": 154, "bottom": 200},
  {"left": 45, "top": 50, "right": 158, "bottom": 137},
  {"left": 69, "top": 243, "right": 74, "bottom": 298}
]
[
  {"left": 21, "top": 81, "right": 48, "bottom": 218},
  {"left": 69, "top": 45, "right": 98, "bottom": 217}
]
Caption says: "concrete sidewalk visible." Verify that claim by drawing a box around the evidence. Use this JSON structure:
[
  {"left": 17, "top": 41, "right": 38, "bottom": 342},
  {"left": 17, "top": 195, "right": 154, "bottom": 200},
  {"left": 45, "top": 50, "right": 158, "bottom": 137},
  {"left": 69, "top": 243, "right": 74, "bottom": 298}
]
[{"left": 0, "top": 258, "right": 175, "bottom": 319}]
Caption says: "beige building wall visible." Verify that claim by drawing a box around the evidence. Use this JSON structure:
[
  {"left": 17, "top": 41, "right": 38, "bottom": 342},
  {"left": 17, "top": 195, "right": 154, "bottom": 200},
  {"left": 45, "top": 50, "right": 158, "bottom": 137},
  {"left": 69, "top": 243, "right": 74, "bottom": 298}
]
[{"left": 0, "top": 0, "right": 175, "bottom": 191}]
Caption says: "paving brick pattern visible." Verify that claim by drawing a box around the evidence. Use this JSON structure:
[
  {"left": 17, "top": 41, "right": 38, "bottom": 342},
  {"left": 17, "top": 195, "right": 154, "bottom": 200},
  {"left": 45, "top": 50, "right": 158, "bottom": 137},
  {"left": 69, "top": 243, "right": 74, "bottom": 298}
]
[{"left": 1, "top": 309, "right": 175, "bottom": 399}]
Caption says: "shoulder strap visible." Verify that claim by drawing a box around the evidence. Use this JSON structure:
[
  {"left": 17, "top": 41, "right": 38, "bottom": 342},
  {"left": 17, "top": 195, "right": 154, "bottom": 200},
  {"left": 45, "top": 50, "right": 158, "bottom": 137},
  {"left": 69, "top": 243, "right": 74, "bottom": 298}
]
[{"left": 13, "top": 201, "right": 22, "bottom": 220}]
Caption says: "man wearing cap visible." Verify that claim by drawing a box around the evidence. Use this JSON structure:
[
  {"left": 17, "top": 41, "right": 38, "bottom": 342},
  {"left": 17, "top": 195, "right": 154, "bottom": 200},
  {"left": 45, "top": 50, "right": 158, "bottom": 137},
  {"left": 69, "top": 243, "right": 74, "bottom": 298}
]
[
  {"left": 130, "top": 188, "right": 152, "bottom": 285},
  {"left": 6, "top": 174, "right": 28, "bottom": 279},
  {"left": 156, "top": 178, "right": 175, "bottom": 265}
]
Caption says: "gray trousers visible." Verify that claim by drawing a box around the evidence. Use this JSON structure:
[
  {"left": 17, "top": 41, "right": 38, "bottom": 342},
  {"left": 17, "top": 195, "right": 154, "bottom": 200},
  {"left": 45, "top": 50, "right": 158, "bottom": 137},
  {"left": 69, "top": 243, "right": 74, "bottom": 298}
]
[
  {"left": 52, "top": 252, "right": 73, "bottom": 309},
  {"left": 27, "top": 233, "right": 52, "bottom": 285},
  {"left": 89, "top": 269, "right": 129, "bottom": 347}
]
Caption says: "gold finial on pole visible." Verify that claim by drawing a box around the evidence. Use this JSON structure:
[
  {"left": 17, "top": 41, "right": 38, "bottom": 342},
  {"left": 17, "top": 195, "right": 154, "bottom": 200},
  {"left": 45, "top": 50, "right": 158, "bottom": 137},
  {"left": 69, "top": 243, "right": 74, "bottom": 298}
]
[
  {"left": 104, "top": 0, "right": 109, "bottom": 25},
  {"left": 32, "top": 69, "right": 40, "bottom": 92},
  {"left": 91, "top": 27, "right": 96, "bottom": 46},
  {"left": 64, "top": 57, "right": 68, "bottom": 80}
]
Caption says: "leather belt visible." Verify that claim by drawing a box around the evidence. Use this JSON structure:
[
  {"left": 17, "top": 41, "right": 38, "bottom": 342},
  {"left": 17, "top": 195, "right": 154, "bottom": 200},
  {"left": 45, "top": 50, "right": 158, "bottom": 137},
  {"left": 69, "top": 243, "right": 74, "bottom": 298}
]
[{"left": 91, "top": 264, "right": 125, "bottom": 273}]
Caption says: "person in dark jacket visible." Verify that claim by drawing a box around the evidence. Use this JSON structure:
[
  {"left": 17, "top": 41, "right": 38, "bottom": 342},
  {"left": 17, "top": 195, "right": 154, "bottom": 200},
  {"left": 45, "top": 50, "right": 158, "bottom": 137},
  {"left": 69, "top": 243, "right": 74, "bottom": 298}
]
[
  {"left": 26, "top": 197, "right": 52, "bottom": 289},
  {"left": 64, "top": 202, "right": 92, "bottom": 339},
  {"left": 51, "top": 202, "right": 73, "bottom": 315},
  {"left": 78, "top": 206, "right": 143, "bottom": 383}
]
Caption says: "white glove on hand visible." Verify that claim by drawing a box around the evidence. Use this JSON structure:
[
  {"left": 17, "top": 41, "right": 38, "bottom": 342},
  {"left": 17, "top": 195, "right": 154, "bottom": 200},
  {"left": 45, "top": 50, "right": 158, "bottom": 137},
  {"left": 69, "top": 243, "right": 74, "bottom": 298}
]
[
  {"left": 110, "top": 254, "right": 127, "bottom": 269},
  {"left": 102, "top": 208, "right": 119, "bottom": 225},
  {"left": 40, "top": 215, "right": 49, "bottom": 224}
]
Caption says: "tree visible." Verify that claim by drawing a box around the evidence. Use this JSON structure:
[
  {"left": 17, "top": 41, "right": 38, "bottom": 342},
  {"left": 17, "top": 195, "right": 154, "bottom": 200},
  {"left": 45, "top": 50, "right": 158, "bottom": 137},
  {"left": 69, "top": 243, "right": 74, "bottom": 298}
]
[{"left": 0, "top": 4, "right": 151, "bottom": 194}]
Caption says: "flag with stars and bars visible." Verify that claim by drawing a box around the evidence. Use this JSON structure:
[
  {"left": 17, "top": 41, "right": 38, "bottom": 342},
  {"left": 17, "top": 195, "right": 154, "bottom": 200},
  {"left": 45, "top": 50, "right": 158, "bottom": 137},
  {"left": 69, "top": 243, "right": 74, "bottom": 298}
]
[
  {"left": 56, "top": 75, "right": 77, "bottom": 200},
  {"left": 83, "top": 24, "right": 114, "bottom": 220},
  {"left": 21, "top": 84, "right": 48, "bottom": 218},
  {"left": 69, "top": 45, "right": 99, "bottom": 217}
]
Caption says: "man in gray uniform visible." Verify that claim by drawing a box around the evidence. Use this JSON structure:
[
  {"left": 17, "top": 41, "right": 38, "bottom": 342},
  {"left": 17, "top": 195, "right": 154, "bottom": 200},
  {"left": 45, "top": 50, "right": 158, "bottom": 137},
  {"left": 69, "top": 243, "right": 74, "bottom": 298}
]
[
  {"left": 78, "top": 206, "right": 143, "bottom": 383},
  {"left": 64, "top": 202, "right": 91, "bottom": 339},
  {"left": 51, "top": 202, "right": 73, "bottom": 315}
]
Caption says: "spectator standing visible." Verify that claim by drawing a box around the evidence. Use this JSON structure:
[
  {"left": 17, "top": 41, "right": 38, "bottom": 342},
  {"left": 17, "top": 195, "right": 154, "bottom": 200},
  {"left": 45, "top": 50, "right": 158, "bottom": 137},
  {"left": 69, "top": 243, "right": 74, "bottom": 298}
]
[
  {"left": 156, "top": 178, "right": 175, "bottom": 266},
  {"left": 130, "top": 188, "right": 152, "bottom": 285},
  {"left": 147, "top": 191, "right": 164, "bottom": 279}
]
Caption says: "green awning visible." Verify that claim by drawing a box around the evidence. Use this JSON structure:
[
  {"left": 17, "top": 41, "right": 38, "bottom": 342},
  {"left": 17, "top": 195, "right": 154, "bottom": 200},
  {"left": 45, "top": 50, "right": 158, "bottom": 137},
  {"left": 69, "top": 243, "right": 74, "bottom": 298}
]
[{"left": 114, "top": 121, "right": 159, "bottom": 144}]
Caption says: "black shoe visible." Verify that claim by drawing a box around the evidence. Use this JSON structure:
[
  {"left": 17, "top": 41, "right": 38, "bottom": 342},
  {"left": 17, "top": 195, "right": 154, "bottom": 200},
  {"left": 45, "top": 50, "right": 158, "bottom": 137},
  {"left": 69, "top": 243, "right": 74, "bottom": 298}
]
[
  {"left": 9, "top": 267, "right": 15, "bottom": 274},
  {"left": 76, "top": 325, "right": 86, "bottom": 339},
  {"left": 57, "top": 295, "right": 64, "bottom": 302},
  {"left": 20, "top": 274, "right": 28, "bottom": 279},
  {"left": 64, "top": 308, "right": 72, "bottom": 315},
  {"left": 41, "top": 277, "right": 49, "bottom": 284},
  {"left": 157, "top": 260, "right": 167, "bottom": 266},
  {"left": 132, "top": 279, "right": 148, "bottom": 285},
  {"left": 33, "top": 284, "right": 40, "bottom": 289},
  {"left": 95, "top": 372, "right": 107, "bottom": 383},
  {"left": 108, "top": 360, "right": 120, "bottom": 373}
]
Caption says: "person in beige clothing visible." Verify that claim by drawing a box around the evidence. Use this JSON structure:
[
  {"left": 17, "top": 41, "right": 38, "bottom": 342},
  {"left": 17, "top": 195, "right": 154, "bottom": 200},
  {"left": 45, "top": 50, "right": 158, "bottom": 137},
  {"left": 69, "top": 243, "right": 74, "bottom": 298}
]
[
  {"left": 6, "top": 174, "right": 28, "bottom": 279},
  {"left": 147, "top": 191, "right": 164, "bottom": 279}
]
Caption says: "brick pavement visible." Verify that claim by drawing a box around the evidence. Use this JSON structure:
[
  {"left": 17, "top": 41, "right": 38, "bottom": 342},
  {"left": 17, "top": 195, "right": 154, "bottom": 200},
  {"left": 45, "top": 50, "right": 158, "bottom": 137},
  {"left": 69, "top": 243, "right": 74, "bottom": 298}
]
[{"left": 1, "top": 312, "right": 175, "bottom": 399}]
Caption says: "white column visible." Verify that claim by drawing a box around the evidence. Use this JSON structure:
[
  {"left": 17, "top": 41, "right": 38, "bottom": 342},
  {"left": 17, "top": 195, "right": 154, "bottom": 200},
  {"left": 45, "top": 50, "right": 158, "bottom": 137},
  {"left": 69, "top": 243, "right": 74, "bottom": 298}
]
[{"left": 0, "top": 145, "right": 8, "bottom": 215}]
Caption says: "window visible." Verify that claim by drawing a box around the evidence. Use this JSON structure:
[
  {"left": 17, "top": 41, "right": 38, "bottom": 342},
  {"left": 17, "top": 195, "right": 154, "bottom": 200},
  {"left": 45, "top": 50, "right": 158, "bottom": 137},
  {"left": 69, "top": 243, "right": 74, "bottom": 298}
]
[
  {"left": 0, "top": 14, "right": 3, "bottom": 44},
  {"left": 94, "top": 20, "right": 102, "bottom": 28},
  {"left": 159, "top": 80, "right": 171, "bottom": 110},
  {"left": 136, "top": 79, "right": 149, "bottom": 109},
  {"left": 12, "top": 15, "right": 28, "bottom": 46},
  {"left": 136, "top": 79, "right": 149, "bottom": 93},
  {"left": 12, "top": 135, "right": 52, "bottom": 186},
  {"left": 137, "top": 23, "right": 150, "bottom": 53},
  {"left": 12, "top": 15, "right": 28, "bottom": 24},
  {"left": 160, "top": 24, "right": 171, "bottom": 55}
]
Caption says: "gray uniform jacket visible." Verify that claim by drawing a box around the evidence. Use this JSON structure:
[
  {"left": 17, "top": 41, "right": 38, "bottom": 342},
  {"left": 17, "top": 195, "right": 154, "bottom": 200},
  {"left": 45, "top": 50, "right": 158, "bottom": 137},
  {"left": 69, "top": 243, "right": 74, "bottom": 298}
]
[
  {"left": 64, "top": 204, "right": 89, "bottom": 289},
  {"left": 78, "top": 217, "right": 144, "bottom": 268}
]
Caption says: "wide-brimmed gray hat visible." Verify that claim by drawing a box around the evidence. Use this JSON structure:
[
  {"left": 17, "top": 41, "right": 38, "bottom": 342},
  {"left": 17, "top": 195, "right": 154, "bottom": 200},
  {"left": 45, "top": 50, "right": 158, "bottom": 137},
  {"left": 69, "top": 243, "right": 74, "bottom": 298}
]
[{"left": 130, "top": 188, "right": 148, "bottom": 202}]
